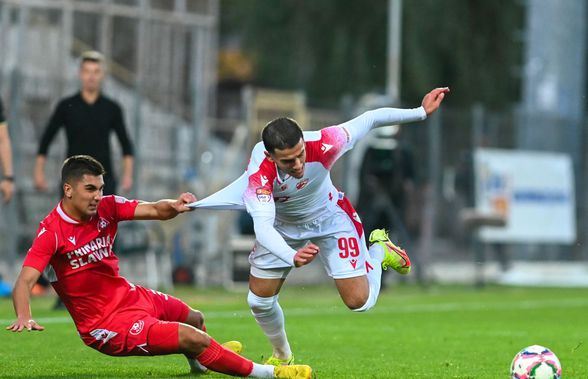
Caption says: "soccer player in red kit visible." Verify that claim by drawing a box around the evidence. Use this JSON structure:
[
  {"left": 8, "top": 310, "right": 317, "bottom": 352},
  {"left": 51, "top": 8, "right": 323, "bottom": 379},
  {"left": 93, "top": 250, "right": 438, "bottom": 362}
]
[{"left": 6, "top": 155, "right": 311, "bottom": 379}]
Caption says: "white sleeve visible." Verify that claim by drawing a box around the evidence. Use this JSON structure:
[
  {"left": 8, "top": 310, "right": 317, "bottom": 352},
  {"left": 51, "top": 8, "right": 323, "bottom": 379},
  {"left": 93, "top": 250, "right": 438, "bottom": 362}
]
[
  {"left": 251, "top": 212, "right": 297, "bottom": 267},
  {"left": 187, "top": 172, "right": 247, "bottom": 210},
  {"left": 339, "top": 106, "right": 427, "bottom": 148},
  {"left": 243, "top": 143, "right": 297, "bottom": 266}
]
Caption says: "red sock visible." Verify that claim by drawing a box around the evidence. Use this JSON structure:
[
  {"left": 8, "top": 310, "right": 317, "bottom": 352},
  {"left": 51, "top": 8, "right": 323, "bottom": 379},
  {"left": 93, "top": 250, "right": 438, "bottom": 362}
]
[
  {"left": 201, "top": 323, "right": 207, "bottom": 332},
  {"left": 197, "top": 338, "right": 253, "bottom": 377}
]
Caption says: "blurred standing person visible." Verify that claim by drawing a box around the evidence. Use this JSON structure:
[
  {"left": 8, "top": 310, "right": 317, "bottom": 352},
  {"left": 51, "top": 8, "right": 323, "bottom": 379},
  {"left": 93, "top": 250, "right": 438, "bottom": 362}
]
[
  {"left": 357, "top": 125, "right": 417, "bottom": 235},
  {"left": 356, "top": 126, "right": 418, "bottom": 288},
  {"left": 0, "top": 96, "right": 15, "bottom": 295},
  {"left": 0, "top": 97, "right": 14, "bottom": 203},
  {"left": 34, "top": 51, "right": 134, "bottom": 196}
]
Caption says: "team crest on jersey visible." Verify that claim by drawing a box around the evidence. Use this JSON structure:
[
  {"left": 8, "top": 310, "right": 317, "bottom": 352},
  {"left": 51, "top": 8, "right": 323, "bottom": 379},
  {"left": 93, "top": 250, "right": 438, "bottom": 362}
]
[
  {"left": 114, "top": 195, "right": 128, "bottom": 204},
  {"left": 90, "top": 328, "right": 118, "bottom": 343},
  {"left": 98, "top": 218, "right": 109, "bottom": 230},
  {"left": 296, "top": 179, "right": 309, "bottom": 190},
  {"left": 129, "top": 320, "right": 145, "bottom": 336},
  {"left": 274, "top": 196, "right": 290, "bottom": 203},
  {"left": 279, "top": 184, "right": 288, "bottom": 191},
  {"left": 256, "top": 188, "right": 272, "bottom": 202}
]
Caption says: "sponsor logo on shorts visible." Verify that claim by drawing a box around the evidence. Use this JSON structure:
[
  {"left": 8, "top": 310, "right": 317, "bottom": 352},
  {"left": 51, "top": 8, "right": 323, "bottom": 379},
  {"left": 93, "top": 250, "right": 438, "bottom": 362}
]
[
  {"left": 98, "top": 217, "right": 109, "bottom": 230},
  {"left": 129, "top": 320, "right": 145, "bottom": 336},
  {"left": 256, "top": 188, "right": 272, "bottom": 202},
  {"left": 365, "top": 261, "right": 374, "bottom": 273},
  {"left": 350, "top": 259, "right": 358, "bottom": 269},
  {"left": 296, "top": 179, "right": 309, "bottom": 190},
  {"left": 90, "top": 328, "right": 118, "bottom": 343}
]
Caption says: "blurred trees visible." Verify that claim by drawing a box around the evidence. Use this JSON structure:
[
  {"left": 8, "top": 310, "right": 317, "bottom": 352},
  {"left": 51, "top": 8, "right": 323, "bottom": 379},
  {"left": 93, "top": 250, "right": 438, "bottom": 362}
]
[{"left": 220, "top": 0, "right": 524, "bottom": 109}]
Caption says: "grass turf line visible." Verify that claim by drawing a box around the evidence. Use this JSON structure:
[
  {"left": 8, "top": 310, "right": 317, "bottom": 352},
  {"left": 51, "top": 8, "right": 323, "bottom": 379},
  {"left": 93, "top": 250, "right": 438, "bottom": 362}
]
[{"left": 1, "top": 285, "right": 587, "bottom": 378}]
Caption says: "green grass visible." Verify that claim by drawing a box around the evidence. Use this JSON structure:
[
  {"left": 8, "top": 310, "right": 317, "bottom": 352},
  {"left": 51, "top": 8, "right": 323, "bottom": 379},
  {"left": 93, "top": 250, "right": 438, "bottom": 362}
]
[{"left": 1, "top": 284, "right": 587, "bottom": 378}]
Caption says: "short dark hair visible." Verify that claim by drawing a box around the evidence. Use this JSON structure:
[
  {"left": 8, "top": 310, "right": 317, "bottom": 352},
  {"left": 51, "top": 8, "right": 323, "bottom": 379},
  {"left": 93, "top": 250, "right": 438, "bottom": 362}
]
[
  {"left": 262, "top": 117, "right": 303, "bottom": 154},
  {"left": 61, "top": 155, "right": 105, "bottom": 185}
]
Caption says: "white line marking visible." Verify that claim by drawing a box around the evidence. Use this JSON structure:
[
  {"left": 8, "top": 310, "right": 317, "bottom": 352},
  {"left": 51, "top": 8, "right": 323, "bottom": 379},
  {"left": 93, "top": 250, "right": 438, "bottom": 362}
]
[{"left": 1, "top": 297, "right": 586, "bottom": 325}]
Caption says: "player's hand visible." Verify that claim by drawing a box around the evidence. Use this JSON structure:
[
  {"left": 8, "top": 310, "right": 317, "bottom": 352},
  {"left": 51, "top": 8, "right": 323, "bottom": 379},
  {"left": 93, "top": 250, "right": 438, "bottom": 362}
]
[
  {"left": 121, "top": 175, "right": 133, "bottom": 193},
  {"left": 34, "top": 171, "right": 49, "bottom": 192},
  {"left": 6, "top": 318, "right": 45, "bottom": 332},
  {"left": 293, "top": 243, "right": 320, "bottom": 267},
  {"left": 173, "top": 192, "right": 198, "bottom": 213},
  {"left": 0, "top": 179, "right": 14, "bottom": 203},
  {"left": 421, "top": 87, "right": 450, "bottom": 116}
]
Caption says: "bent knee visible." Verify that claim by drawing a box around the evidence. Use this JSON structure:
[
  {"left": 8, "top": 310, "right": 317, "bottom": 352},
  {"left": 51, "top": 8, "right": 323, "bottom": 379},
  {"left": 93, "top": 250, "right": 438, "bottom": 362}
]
[
  {"left": 247, "top": 291, "right": 277, "bottom": 315},
  {"left": 186, "top": 308, "right": 205, "bottom": 330},
  {"left": 343, "top": 293, "right": 370, "bottom": 311},
  {"left": 179, "top": 325, "right": 210, "bottom": 355}
]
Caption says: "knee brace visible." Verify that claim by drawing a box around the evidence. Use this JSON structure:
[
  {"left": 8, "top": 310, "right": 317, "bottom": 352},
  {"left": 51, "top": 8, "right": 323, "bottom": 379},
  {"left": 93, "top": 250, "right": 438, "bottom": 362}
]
[{"left": 247, "top": 291, "right": 278, "bottom": 317}]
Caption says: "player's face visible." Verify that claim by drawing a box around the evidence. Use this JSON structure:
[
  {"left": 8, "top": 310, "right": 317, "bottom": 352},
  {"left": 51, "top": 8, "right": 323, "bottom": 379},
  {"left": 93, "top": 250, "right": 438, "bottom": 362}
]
[
  {"left": 79, "top": 61, "right": 104, "bottom": 92},
  {"left": 64, "top": 174, "right": 104, "bottom": 220},
  {"left": 268, "top": 139, "right": 306, "bottom": 178}
]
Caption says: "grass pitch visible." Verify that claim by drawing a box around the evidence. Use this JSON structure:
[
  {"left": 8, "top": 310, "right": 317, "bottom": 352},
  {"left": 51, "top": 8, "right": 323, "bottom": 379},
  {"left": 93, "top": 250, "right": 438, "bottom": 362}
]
[{"left": 1, "top": 284, "right": 587, "bottom": 378}]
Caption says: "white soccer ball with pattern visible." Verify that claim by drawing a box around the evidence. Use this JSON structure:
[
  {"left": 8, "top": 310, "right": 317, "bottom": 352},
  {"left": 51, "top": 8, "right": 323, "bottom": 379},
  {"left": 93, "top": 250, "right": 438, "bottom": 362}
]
[{"left": 511, "top": 345, "right": 561, "bottom": 379}]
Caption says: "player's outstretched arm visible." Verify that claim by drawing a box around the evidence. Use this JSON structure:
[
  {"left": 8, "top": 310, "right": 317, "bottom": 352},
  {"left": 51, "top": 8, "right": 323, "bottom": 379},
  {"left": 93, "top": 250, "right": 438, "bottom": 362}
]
[
  {"left": 337, "top": 86, "right": 450, "bottom": 148},
  {"left": 133, "top": 192, "right": 198, "bottom": 220},
  {"left": 6, "top": 266, "right": 45, "bottom": 332},
  {"left": 0, "top": 122, "right": 14, "bottom": 202}
]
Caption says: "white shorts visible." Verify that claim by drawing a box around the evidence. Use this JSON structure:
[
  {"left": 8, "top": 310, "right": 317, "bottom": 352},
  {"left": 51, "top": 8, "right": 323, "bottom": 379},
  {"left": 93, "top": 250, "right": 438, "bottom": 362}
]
[{"left": 249, "top": 197, "right": 369, "bottom": 280}]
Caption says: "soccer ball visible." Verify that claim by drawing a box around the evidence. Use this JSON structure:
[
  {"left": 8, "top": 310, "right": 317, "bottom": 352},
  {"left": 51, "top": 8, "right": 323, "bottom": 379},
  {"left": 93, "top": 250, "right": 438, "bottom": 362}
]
[{"left": 511, "top": 345, "right": 562, "bottom": 379}]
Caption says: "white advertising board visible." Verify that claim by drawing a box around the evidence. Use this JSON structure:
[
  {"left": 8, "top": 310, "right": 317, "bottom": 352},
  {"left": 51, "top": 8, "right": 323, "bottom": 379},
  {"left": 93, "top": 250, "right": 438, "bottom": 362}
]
[{"left": 474, "top": 148, "right": 576, "bottom": 244}]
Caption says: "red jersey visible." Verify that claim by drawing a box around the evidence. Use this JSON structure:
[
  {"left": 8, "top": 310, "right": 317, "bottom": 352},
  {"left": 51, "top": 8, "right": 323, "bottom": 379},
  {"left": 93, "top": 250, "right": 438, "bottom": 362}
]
[{"left": 23, "top": 195, "right": 139, "bottom": 334}]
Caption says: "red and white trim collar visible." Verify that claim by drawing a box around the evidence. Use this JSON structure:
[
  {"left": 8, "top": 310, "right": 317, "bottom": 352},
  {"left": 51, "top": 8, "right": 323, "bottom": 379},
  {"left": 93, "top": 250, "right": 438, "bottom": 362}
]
[{"left": 56, "top": 202, "right": 80, "bottom": 224}]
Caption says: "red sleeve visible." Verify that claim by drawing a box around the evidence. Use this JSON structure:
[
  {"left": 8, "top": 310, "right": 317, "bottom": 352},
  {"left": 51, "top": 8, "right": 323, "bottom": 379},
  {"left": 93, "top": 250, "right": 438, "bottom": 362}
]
[
  {"left": 243, "top": 143, "right": 277, "bottom": 217},
  {"left": 245, "top": 156, "right": 276, "bottom": 217},
  {"left": 305, "top": 126, "right": 351, "bottom": 170},
  {"left": 100, "top": 195, "right": 140, "bottom": 221},
  {"left": 22, "top": 224, "right": 58, "bottom": 273}
]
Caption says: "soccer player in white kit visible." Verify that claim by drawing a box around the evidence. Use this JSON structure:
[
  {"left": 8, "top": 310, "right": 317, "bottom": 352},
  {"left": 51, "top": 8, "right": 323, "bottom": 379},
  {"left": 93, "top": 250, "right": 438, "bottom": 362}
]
[{"left": 191, "top": 87, "right": 449, "bottom": 365}]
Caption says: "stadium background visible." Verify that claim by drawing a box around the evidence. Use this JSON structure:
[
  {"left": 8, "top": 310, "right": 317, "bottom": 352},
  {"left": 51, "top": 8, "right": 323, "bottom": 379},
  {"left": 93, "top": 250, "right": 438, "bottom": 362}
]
[
  {"left": 1, "top": 0, "right": 587, "bottom": 288},
  {"left": 0, "top": 1, "right": 587, "bottom": 377}
]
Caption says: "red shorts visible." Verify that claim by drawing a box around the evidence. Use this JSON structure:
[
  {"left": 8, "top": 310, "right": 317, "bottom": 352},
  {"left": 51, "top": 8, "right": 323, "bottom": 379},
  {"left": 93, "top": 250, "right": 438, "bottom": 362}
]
[{"left": 80, "top": 285, "right": 190, "bottom": 356}]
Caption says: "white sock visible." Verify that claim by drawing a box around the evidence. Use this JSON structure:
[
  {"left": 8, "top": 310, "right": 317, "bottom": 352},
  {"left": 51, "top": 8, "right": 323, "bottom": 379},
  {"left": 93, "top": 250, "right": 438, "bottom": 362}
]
[
  {"left": 187, "top": 357, "right": 207, "bottom": 373},
  {"left": 248, "top": 363, "right": 275, "bottom": 378},
  {"left": 369, "top": 242, "right": 386, "bottom": 263},
  {"left": 248, "top": 292, "right": 292, "bottom": 360},
  {"left": 353, "top": 247, "right": 384, "bottom": 312}
]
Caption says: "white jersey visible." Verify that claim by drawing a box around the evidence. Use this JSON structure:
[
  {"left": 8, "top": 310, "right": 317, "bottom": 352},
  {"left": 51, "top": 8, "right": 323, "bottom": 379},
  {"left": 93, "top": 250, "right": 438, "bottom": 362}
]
[
  {"left": 190, "top": 106, "right": 427, "bottom": 267},
  {"left": 245, "top": 126, "right": 350, "bottom": 225}
]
